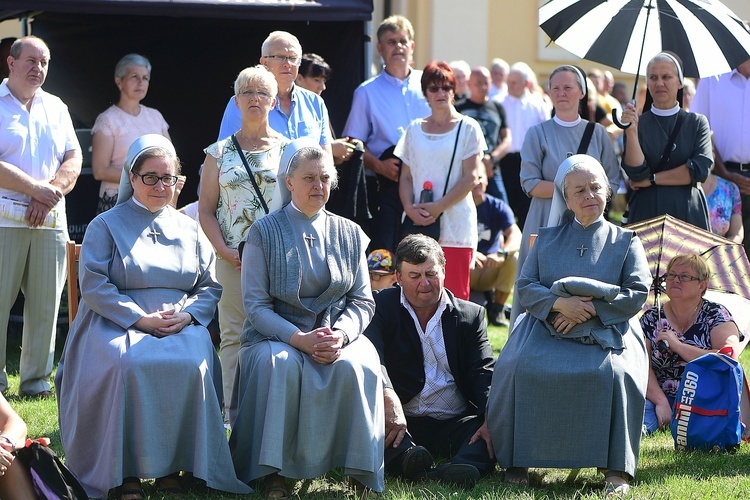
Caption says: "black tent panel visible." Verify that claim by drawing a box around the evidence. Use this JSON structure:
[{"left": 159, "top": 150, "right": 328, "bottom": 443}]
[{"left": 0, "top": 0, "right": 373, "bottom": 22}]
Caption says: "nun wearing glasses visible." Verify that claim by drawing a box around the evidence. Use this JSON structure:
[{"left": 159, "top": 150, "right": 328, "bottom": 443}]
[
  {"left": 56, "top": 134, "right": 250, "bottom": 499},
  {"left": 229, "top": 138, "right": 383, "bottom": 498}
]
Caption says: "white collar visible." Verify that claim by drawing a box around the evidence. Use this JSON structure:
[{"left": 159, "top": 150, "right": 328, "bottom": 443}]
[
  {"left": 574, "top": 215, "right": 604, "bottom": 228},
  {"left": 131, "top": 196, "right": 162, "bottom": 214},
  {"left": 553, "top": 115, "right": 582, "bottom": 127},
  {"left": 651, "top": 103, "right": 680, "bottom": 117}
]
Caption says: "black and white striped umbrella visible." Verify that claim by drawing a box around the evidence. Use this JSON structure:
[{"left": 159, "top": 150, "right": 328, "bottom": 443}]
[{"left": 539, "top": 0, "right": 750, "bottom": 78}]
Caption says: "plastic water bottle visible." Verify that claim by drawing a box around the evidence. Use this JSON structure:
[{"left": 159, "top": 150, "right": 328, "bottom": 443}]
[{"left": 419, "top": 181, "right": 433, "bottom": 203}]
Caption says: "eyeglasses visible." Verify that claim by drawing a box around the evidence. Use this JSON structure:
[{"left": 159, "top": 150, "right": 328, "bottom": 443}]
[
  {"left": 133, "top": 172, "right": 179, "bottom": 187},
  {"left": 426, "top": 85, "right": 453, "bottom": 93},
  {"left": 263, "top": 54, "right": 301, "bottom": 66},
  {"left": 238, "top": 89, "right": 272, "bottom": 99},
  {"left": 664, "top": 273, "right": 701, "bottom": 283}
]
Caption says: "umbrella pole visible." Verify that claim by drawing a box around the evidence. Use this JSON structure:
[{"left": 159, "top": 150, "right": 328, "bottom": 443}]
[
  {"left": 615, "top": 0, "right": 656, "bottom": 129},
  {"left": 631, "top": 0, "right": 655, "bottom": 102}
]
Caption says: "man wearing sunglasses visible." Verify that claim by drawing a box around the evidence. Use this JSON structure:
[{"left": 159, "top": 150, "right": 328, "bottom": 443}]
[
  {"left": 343, "top": 15, "right": 431, "bottom": 252},
  {"left": 217, "top": 31, "right": 332, "bottom": 154}
]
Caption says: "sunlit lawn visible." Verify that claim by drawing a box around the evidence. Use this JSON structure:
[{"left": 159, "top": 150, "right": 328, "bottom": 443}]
[{"left": 5, "top": 320, "right": 750, "bottom": 499}]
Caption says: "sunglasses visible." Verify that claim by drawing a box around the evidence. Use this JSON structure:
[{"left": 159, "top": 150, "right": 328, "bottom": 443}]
[{"left": 426, "top": 85, "right": 453, "bottom": 93}]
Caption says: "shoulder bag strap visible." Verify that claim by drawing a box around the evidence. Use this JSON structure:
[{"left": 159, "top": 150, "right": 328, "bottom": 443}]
[
  {"left": 576, "top": 121, "right": 596, "bottom": 155},
  {"left": 230, "top": 134, "right": 269, "bottom": 214},
  {"left": 442, "top": 119, "right": 464, "bottom": 196},
  {"left": 655, "top": 110, "right": 686, "bottom": 171}
]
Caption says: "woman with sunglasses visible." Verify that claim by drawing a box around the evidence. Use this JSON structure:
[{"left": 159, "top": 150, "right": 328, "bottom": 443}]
[
  {"left": 639, "top": 253, "right": 742, "bottom": 434},
  {"left": 395, "top": 60, "right": 485, "bottom": 299}
]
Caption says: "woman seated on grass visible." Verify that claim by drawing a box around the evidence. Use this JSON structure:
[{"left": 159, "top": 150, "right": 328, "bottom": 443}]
[
  {"left": 639, "top": 253, "right": 743, "bottom": 434},
  {"left": 0, "top": 393, "right": 34, "bottom": 499}
]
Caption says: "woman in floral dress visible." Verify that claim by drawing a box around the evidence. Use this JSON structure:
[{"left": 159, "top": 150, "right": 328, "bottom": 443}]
[
  {"left": 199, "top": 65, "right": 289, "bottom": 411},
  {"left": 639, "top": 254, "right": 742, "bottom": 434}
]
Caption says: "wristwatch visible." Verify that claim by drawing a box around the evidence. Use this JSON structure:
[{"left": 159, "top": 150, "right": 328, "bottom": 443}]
[{"left": 650, "top": 173, "right": 657, "bottom": 186}]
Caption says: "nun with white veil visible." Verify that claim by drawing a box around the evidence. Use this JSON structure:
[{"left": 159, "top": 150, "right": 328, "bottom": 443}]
[
  {"left": 229, "top": 138, "right": 384, "bottom": 498},
  {"left": 488, "top": 155, "right": 651, "bottom": 495},
  {"left": 56, "top": 134, "right": 250, "bottom": 498}
]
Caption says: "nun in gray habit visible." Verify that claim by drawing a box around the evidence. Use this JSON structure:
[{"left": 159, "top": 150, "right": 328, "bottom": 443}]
[
  {"left": 55, "top": 134, "right": 250, "bottom": 498},
  {"left": 487, "top": 155, "right": 651, "bottom": 494},
  {"left": 229, "top": 138, "right": 384, "bottom": 496}
]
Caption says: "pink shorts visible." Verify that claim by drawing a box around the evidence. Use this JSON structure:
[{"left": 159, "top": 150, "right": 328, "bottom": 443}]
[{"left": 442, "top": 246, "right": 473, "bottom": 300}]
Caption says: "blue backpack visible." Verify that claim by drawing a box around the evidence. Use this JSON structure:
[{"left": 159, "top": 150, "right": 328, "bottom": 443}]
[{"left": 671, "top": 351, "right": 746, "bottom": 452}]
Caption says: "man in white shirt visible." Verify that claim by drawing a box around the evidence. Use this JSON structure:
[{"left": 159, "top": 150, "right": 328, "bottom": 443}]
[
  {"left": 364, "top": 235, "right": 495, "bottom": 488},
  {"left": 496, "top": 62, "right": 550, "bottom": 229},
  {"left": 692, "top": 57, "right": 750, "bottom": 254},
  {"left": 0, "top": 36, "right": 81, "bottom": 397},
  {"left": 488, "top": 58, "right": 509, "bottom": 101}
]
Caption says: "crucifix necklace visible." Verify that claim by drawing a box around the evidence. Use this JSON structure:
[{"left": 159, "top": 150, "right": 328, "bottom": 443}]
[
  {"left": 577, "top": 244, "right": 588, "bottom": 257},
  {"left": 304, "top": 233, "right": 316, "bottom": 248},
  {"left": 147, "top": 226, "right": 161, "bottom": 244}
]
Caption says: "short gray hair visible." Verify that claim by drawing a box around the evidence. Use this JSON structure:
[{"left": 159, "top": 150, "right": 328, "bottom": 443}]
[
  {"left": 449, "top": 60, "right": 471, "bottom": 79},
  {"left": 261, "top": 31, "right": 302, "bottom": 57},
  {"left": 286, "top": 146, "right": 338, "bottom": 190},
  {"left": 114, "top": 53, "right": 151, "bottom": 80},
  {"left": 510, "top": 62, "right": 533, "bottom": 84},
  {"left": 490, "top": 58, "right": 509, "bottom": 73},
  {"left": 234, "top": 64, "right": 278, "bottom": 97}
]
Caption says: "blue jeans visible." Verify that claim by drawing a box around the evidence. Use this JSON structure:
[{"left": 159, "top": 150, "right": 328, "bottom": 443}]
[
  {"left": 643, "top": 395, "right": 675, "bottom": 435},
  {"left": 486, "top": 162, "right": 509, "bottom": 205}
]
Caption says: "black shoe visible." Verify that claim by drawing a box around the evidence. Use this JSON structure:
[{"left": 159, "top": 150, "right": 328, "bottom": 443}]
[
  {"left": 400, "top": 445, "right": 433, "bottom": 481},
  {"left": 503, "top": 304, "right": 512, "bottom": 320},
  {"left": 487, "top": 302, "right": 509, "bottom": 327},
  {"left": 426, "top": 463, "right": 480, "bottom": 488}
]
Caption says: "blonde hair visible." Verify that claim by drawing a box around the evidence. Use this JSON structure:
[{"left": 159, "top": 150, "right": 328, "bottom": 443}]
[
  {"left": 234, "top": 65, "right": 278, "bottom": 98},
  {"left": 666, "top": 254, "right": 710, "bottom": 283}
]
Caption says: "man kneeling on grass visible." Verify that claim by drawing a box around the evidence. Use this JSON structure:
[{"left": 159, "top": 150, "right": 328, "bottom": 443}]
[{"left": 364, "top": 234, "right": 496, "bottom": 488}]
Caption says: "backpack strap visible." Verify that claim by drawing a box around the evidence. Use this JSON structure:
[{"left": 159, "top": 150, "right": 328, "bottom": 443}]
[
  {"left": 674, "top": 403, "right": 729, "bottom": 418},
  {"left": 741, "top": 371, "right": 750, "bottom": 442}
]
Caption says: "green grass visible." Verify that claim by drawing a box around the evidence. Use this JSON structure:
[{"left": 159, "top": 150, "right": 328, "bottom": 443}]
[{"left": 6, "top": 321, "right": 750, "bottom": 499}]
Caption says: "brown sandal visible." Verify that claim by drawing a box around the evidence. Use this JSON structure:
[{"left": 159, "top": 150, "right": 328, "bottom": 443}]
[
  {"left": 155, "top": 473, "right": 186, "bottom": 496},
  {"left": 504, "top": 467, "right": 529, "bottom": 486},
  {"left": 115, "top": 477, "right": 144, "bottom": 500},
  {"left": 264, "top": 473, "right": 288, "bottom": 500}
]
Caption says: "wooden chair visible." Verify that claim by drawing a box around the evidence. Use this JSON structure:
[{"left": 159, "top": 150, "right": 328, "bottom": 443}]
[{"left": 66, "top": 240, "right": 82, "bottom": 325}]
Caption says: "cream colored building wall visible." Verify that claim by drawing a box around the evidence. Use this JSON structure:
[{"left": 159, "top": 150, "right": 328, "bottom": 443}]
[
  {"left": 0, "top": 19, "right": 22, "bottom": 40},
  {"left": 375, "top": 0, "right": 750, "bottom": 94}
]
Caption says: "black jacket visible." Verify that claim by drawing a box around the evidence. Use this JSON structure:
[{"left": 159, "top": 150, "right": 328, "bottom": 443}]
[{"left": 364, "top": 286, "right": 495, "bottom": 417}]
